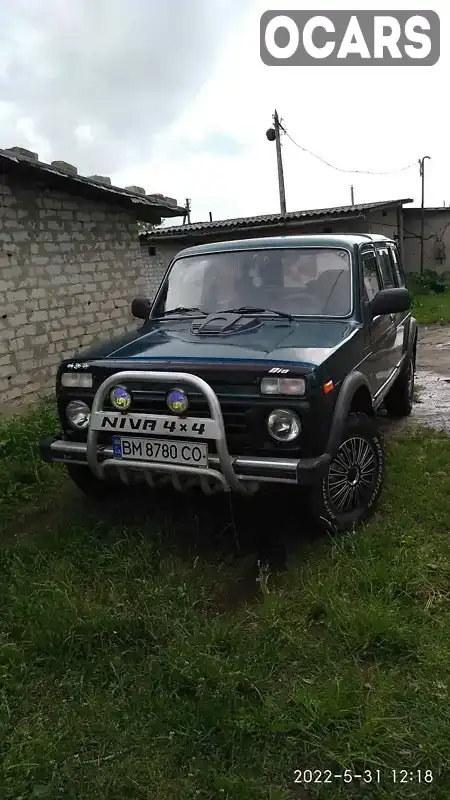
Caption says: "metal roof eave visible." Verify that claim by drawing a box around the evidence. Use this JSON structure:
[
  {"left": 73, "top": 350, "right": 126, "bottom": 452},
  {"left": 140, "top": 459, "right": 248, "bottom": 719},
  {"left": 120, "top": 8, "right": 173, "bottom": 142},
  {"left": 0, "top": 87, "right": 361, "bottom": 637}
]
[
  {"left": 140, "top": 199, "right": 413, "bottom": 242},
  {"left": 0, "top": 150, "right": 187, "bottom": 222}
]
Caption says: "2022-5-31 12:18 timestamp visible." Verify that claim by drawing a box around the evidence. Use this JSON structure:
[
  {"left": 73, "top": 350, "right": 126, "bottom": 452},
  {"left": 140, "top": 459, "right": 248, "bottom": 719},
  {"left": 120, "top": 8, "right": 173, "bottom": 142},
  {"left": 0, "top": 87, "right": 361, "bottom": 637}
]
[{"left": 293, "top": 768, "right": 434, "bottom": 785}]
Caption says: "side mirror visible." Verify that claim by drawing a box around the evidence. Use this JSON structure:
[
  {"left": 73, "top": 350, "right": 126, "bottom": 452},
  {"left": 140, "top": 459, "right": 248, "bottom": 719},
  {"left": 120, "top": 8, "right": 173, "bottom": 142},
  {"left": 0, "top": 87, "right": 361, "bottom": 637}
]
[
  {"left": 131, "top": 296, "right": 152, "bottom": 320},
  {"left": 370, "top": 287, "right": 411, "bottom": 317}
]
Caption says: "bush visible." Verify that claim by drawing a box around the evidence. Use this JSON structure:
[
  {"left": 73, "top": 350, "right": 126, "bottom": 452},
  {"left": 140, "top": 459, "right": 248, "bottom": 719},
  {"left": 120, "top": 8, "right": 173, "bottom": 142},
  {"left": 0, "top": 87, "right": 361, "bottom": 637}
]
[{"left": 407, "top": 269, "right": 449, "bottom": 296}]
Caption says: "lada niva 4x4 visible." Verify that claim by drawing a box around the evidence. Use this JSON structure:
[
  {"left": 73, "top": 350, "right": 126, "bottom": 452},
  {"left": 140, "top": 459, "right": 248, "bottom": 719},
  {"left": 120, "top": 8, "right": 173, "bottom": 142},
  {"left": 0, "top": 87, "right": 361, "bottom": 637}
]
[{"left": 41, "top": 234, "right": 417, "bottom": 532}]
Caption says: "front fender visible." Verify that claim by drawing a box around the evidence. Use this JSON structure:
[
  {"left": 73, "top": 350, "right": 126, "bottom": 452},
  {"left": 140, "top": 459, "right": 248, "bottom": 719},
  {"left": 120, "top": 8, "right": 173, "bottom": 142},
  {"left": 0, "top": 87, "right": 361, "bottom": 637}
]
[{"left": 326, "top": 371, "right": 373, "bottom": 455}]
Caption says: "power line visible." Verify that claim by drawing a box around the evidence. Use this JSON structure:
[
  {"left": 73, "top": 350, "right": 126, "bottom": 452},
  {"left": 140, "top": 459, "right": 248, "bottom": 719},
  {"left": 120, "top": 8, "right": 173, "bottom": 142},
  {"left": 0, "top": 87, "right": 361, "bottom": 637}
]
[{"left": 280, "top": 123, "right": 417, "bottom": 176}]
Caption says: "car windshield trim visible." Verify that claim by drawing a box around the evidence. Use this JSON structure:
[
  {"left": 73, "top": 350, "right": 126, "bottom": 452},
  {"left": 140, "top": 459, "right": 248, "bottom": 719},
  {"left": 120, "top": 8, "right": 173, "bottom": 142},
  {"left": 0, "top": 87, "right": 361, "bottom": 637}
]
[{"left": 154, "top": 245, "right": 354, "bottom": 320}]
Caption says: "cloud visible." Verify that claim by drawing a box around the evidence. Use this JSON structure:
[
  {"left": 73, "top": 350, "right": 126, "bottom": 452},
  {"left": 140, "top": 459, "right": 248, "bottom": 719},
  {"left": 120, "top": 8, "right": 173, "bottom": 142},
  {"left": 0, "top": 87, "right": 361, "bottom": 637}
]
[
  {"left": 174, "top": 131, "right": 247, "bottom": 158},
  {"left": 2, "top": 0, "right": 450, "bottom": 222},
  {"left": 0, "top": 0, "right": 249, "bottom": 174}
]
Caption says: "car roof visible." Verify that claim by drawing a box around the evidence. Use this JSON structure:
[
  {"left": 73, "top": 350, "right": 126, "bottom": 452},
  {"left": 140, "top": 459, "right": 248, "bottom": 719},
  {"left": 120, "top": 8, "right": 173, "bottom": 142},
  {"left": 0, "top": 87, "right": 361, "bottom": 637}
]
[{"left": 177, "top": 233, "right": 394, "bottom": 258}]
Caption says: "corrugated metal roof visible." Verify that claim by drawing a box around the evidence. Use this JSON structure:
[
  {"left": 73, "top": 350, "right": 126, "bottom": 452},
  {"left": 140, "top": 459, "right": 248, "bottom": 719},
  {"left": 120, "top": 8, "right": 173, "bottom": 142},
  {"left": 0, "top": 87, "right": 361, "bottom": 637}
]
[
  {"left": 0, "top": 147, "right": 186, "bottom": 223},
  {"left": 140, "top": 199, "right": 413, "bottom": 239}
]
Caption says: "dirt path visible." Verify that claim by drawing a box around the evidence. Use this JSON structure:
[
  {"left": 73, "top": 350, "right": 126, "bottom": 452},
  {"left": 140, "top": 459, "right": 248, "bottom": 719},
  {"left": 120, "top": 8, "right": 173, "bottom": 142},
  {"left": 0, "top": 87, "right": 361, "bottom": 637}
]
[
  {"left": 417, "top": 324, "right": 450, "bottom": 376},
  {"left": 411, "top": 324, "right": 450, "bottom": 433}
]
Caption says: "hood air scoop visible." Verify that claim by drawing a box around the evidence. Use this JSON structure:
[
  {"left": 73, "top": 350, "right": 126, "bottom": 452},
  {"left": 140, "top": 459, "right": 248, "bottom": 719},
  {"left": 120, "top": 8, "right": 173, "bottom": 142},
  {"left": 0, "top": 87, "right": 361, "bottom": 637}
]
[{"left": 190, "top": 312, "right": 262, "bottom": 336}]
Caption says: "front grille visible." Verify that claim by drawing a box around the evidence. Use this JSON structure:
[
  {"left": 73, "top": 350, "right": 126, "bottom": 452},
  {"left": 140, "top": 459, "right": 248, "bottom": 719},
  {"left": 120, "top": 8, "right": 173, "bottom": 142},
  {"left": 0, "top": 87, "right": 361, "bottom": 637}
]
[
  {"left": 101, "top": 389, "right": 307, "bottom": 455},
  {"left": 104, "top": 391, "right": 246, "bottom": 429},
  {"left": 62, "top": 379, "right": 312, "bottom": 457}
]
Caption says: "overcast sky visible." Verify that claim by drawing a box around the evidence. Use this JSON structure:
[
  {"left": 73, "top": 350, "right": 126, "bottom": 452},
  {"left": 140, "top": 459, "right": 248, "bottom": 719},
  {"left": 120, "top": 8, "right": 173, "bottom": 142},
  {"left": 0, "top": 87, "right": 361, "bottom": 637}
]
[{"left": 0, "top": 0, "right": 448, "bottom": 224}]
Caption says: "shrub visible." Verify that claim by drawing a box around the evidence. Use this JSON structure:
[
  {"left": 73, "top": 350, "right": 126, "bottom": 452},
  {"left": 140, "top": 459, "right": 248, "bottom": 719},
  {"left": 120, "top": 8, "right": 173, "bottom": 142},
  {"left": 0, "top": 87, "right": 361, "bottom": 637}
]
[{"left": 407, "top": 269, "right": 449, "bottom": 296}]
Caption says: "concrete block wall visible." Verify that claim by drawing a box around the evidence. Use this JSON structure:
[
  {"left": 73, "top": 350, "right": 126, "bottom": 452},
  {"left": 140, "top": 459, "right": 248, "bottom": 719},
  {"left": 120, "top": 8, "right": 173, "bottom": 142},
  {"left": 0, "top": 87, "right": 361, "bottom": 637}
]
[
  {"left": 366, "top": 210, "right": 398, "bottom": 241},
  {"left": 139, "top": 241, "right": 182, "bottom": 299},
  {"left": 367, "top": 209, "right": 450, "bottom": 274},
  {"left": 402, "top": 211, "right": 450, "bottom": 275},
  {"left": 0, "top": 172, "right": 148, "bottom": 409}
]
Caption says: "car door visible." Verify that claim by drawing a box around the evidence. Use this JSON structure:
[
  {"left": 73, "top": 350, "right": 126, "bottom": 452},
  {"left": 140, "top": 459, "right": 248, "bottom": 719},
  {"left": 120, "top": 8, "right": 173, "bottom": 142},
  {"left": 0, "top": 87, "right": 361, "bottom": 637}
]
[
  {"left": 388, "top": 241, "right": 410, "bottom": 366},
  {"left": 375, "top": 243, "right": 404, "bottom": 375},
  {"left": 360, "top": 245, "right": 395, "bottom": 397}
]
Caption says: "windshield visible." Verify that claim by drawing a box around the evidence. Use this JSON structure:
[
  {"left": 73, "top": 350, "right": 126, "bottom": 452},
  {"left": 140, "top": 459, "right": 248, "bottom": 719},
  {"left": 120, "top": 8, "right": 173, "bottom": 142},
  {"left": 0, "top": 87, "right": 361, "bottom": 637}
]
[{"left": 154, "top": 247, "right": 352, "bottom": 318}]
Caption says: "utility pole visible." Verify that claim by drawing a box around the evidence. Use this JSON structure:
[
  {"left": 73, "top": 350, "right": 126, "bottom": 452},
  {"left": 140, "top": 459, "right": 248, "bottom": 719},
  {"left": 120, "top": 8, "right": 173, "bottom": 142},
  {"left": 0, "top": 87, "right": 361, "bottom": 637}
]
[
  {"left": 266, "top": 110, "right": 287, "bottom": 214},
  {"left": 184, "top": 198, "right": 191, "bottom": 225},
  {"left": 419, "top": 157, "right": 430, "bottom": 275},
  {"left": 350, "top": 185, "right": 355, "bottom": 205}
]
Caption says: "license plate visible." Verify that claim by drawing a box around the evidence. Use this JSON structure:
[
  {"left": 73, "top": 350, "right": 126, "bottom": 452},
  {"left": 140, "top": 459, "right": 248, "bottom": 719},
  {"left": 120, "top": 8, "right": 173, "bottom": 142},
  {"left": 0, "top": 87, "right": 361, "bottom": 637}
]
[{"left": 112, "top": 436, "right": 208, "bottom": 467}]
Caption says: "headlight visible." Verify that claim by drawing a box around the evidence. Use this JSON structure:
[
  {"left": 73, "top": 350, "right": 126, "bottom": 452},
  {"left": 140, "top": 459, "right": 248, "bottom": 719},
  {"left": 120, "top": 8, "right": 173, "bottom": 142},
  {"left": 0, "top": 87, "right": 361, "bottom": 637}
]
[
  {"left": 267, "top": 409, "right": 301, "bottom": 442},
  {"left": 261, "top": 377, "right": 306, "bottom": 396},
  {"left": 66, "top": 400, "right": 90, "bottom": 429},
  {"left": 61, "top": 372, "right": 93, "bottom": 388}
]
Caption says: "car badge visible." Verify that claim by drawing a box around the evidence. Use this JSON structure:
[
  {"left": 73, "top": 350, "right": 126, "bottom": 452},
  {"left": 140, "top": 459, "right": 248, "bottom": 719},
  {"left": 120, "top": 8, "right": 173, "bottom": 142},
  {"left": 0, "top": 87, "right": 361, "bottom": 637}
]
[
  {"left": 110, "top": 385, "right": 132, "bottom": 411},
  {"left": 166, "top": 388, "right": 189, "bottom": 415}
]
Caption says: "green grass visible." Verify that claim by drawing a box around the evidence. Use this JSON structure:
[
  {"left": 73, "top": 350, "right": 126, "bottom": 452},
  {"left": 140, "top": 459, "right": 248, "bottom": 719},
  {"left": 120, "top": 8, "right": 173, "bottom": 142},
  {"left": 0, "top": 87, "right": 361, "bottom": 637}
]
[
  {"left": 1, "top": 411, "right": 450, "bottom": 798},
  {"left": 0, "top": 402, "right": 65, "bottom": 530},
  {"left": 407, "top": 276, "right": 450, "bottom": 324},
  {"left": 411, "top": 291, "right": 450, "bottom": 325}
]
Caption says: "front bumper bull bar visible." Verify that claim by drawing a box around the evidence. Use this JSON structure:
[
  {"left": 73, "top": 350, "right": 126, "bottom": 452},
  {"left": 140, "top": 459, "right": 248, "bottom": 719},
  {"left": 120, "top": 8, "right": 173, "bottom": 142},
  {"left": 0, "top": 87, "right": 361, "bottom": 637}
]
[{"left": 41, "top": 370, "right": 331, "bottom": 493}]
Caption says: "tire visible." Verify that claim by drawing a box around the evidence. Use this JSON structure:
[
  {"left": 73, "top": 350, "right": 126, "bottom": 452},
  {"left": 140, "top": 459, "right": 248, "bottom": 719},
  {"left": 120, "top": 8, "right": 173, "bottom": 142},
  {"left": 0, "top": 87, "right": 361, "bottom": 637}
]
[
  {"left": 66, "top": 463, "right": 132, "bottom": 502},
  {"left": 384, "top": 346, "right": 416, "bottom": 419},
  {"left": 310, "top": 412, "right": 386, "bottom": 533}
]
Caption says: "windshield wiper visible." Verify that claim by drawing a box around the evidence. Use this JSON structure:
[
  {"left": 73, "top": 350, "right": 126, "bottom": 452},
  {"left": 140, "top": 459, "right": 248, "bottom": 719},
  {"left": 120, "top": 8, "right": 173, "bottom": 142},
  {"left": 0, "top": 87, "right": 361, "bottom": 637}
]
[
  {"left": 220, "top": 306, "right": 294, "bottom": 320},
  {"left": 159, "top": 306, "right": 209, "bottom": 317}
]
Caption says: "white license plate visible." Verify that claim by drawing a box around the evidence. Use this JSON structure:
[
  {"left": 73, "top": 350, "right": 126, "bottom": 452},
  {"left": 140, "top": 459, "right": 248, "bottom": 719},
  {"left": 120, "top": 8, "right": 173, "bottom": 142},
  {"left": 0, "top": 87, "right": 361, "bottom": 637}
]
[{"left": 112, "top": 436, "right": 208, "bottom": 467}]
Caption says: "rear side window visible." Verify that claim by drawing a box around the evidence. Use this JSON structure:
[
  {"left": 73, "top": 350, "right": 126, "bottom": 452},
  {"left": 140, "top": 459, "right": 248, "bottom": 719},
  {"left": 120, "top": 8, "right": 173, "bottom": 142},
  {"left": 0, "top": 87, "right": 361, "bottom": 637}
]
[
  {"left": 377, "top": 246, "right": 396, "bottom": 288},
  {"left": 389, "top": 245, "right": 405, "bottom": 287},
  {"left": 361, "top": 250, "right": 381, "bottom": 300}
]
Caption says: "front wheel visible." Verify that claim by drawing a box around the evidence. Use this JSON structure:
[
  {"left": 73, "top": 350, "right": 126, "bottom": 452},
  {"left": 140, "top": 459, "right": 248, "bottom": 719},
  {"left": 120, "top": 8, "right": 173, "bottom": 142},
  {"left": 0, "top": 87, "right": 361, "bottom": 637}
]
[{"left": 310, "top": 412, "right": 385, "bottom": 533}]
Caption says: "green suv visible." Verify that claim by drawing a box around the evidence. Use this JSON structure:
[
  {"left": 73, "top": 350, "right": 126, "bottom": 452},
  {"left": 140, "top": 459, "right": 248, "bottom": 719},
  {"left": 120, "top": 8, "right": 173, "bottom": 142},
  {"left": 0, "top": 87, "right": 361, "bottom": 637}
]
[{"left": 40, "top": 234, "right": 417, "bottom": 532}]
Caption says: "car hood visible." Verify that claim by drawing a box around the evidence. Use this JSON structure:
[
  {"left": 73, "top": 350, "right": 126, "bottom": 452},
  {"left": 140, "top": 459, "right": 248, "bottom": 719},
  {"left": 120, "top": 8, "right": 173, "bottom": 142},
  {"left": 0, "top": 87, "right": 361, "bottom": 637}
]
[{"left": 79, "top": 317, "right": 357, "bottom": 370}]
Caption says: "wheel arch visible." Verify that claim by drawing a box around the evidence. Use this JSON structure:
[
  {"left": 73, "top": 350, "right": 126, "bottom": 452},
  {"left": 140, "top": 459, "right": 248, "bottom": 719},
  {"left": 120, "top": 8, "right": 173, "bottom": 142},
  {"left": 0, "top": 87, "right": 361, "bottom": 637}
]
[
  {"left": 405, "top": 316, "right": 419, "bottom": 360},
  {"left": 326, "top": 371, "right": 374, "bottom": 455}
]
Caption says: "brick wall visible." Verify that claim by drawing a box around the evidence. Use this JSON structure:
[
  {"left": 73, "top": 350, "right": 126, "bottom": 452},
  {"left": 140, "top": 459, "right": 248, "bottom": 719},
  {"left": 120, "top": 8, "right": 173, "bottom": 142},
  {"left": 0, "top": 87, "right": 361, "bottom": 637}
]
[
  {"left": 0, "top": 172, "right": 150, "bottom": 409},
  {"left": 139, "top": 241, "right": 181, "bottom": 298}
]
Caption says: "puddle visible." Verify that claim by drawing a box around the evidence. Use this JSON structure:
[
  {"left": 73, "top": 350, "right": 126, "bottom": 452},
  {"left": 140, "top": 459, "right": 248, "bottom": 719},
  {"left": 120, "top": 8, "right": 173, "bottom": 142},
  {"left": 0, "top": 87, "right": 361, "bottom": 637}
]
[
  {"left": 410, "top": 370, "right": 450, "bottom": 433},
  {"left": 417, "top": 324, "right": 450, "bottom": 376},
  {"left": 379, "top": 369, "right": 450, "bottom": 434},
  {"left": 380, "top": 325, "right": 450, "bottom": 434}
]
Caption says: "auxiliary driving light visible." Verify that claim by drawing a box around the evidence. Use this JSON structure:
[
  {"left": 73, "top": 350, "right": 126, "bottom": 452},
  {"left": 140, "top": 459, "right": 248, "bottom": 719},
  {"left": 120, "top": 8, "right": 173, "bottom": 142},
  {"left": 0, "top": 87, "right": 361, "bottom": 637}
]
[
  {"left": 267, "top": 409, "right": 301, "bottom": 443},
  {"left": 166, "top": 388, "right": 189, "bottom": 414},
  {"left": 110, "top": 385, "right": 132, "bottom": 411},
  {"left": 66, "top": 400, "right": 90, "bottom": 430}
]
